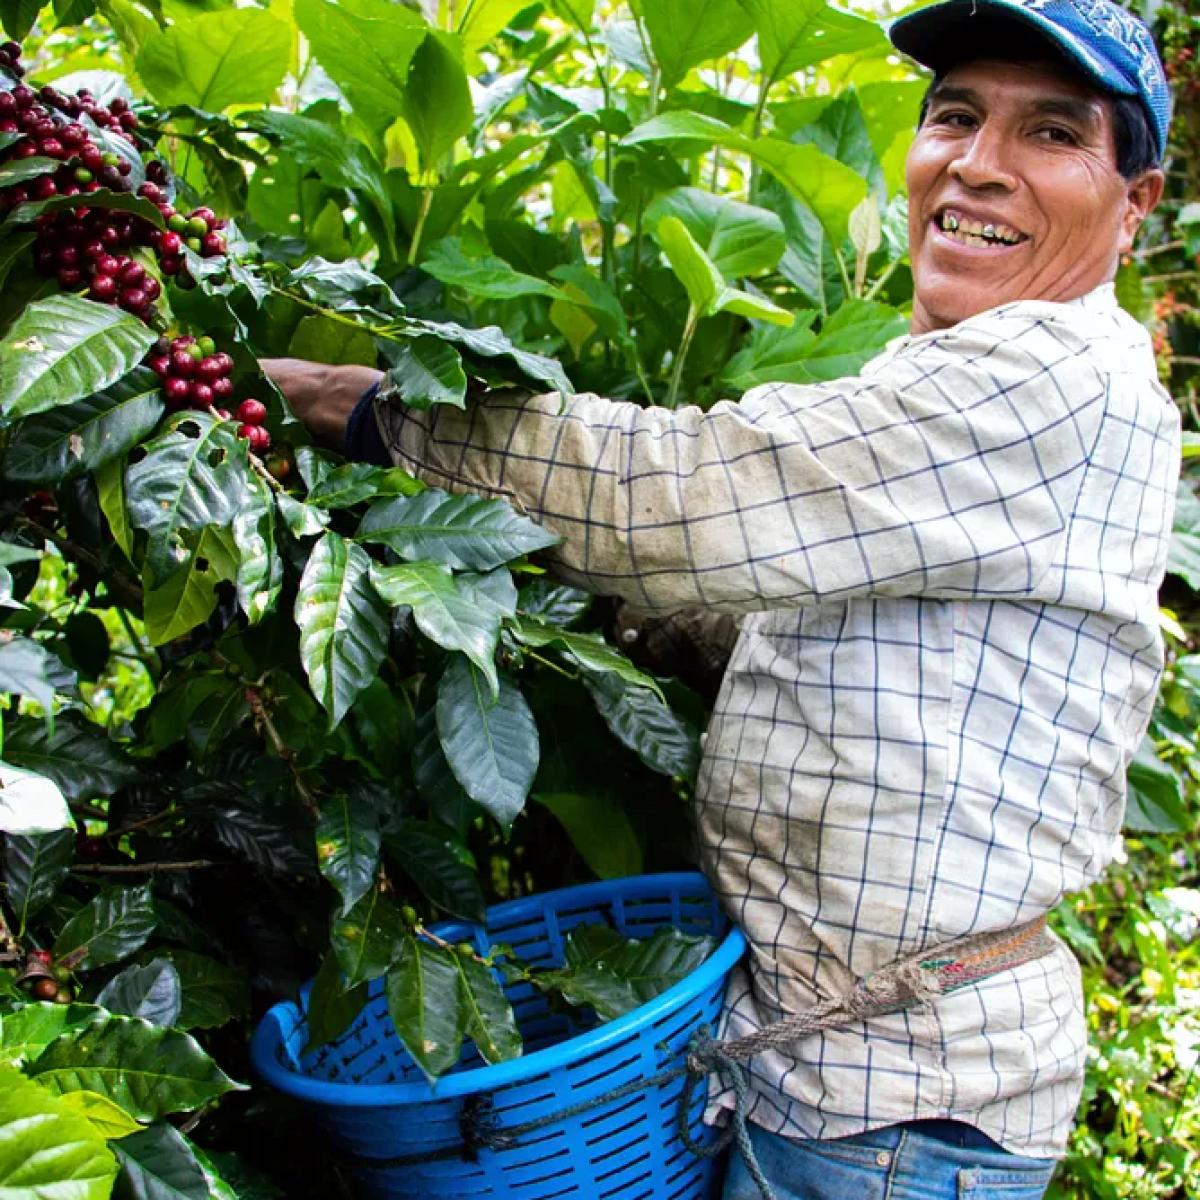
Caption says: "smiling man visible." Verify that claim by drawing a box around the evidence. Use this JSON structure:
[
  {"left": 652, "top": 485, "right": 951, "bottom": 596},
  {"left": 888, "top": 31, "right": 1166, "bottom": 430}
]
[{"left": 266, "top": 2, "right": 1178, "bottom": 1196}]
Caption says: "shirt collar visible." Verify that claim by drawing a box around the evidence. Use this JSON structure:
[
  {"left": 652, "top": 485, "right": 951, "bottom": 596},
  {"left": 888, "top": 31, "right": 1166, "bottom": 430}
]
[{"left": 880, "top": 282, "right": 1120, "bottom": 360}]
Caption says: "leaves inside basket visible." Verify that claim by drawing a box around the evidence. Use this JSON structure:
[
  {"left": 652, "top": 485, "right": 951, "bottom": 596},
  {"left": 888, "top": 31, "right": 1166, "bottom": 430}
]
[{"left": 530, "top": 925, "right": 718, "bottom": 1022}]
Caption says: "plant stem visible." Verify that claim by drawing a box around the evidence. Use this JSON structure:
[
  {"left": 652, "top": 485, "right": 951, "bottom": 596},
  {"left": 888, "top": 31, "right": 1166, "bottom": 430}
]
[
  {"left": 833, "top": 248, "right": 854, "bottom": 298},
  {"left": 72, "top": 860, "right": 220, "bottom": 874},
  {"left": 666, "top": 308, "right": 699, "bottom": 409},
  {"left": 524, "top": 648, "right": 577, "bottom": 680},
  {"left": 245, "top": 685, "right": 321, "bottom": 819},
  {"left": 863, "top": 256, "right": 904, "bottom": 303},
  {"left": 407, "top": 188, "right": 434, "bottom": 269}
]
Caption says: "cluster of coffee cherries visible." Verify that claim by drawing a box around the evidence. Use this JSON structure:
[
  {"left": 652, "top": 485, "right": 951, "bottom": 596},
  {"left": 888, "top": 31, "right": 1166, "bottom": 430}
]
[
  {"left": 147, "top": 335, "right": 271, "bottom": 451},
  {"left": 32, "top": 207, "right": 162, "bottom": 317},
  {"left": 1, "top": 43, "right": 140, "bottom": 212},
  {"left": 19, "top": 948, "right": 73, "bottom": 1005},
  {"left": 139, "top": 186, "right": 228, "bottom": 267},
  {"left": 4, "top": 42, "right": 271, "bottom": 452}
]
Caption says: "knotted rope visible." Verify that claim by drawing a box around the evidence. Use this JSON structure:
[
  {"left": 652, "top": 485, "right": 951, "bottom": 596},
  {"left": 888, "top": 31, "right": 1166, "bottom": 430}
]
[{"left": 350, "top": 916, "right": 1057, "bottom": 1200}]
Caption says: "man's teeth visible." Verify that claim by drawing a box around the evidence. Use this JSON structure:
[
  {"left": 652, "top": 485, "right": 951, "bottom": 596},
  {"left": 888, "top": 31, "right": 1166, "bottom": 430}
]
[{"left": 939, "top": 213, "right": 1023, "bottom": 245}]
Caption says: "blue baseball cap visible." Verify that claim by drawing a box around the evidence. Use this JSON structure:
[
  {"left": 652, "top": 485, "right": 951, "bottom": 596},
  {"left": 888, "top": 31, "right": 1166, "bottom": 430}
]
[{"left": 889, "top": 0, "right": 1171, "bottom": 163}]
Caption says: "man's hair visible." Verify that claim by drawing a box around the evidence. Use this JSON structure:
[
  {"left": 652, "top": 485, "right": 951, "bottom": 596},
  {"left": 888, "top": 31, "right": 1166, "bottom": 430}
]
[{"left": 917, "top": 68, "right": 1160, "bottom": 180}]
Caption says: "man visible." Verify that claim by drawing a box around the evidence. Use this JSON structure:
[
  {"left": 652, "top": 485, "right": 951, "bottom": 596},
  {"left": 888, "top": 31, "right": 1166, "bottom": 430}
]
[{"left": 266, "top": 1, "right": 1177, "bottom": 1195}]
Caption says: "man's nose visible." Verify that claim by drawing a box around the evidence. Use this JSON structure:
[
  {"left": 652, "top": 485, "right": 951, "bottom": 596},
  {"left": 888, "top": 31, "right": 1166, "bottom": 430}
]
[{"left": 949, "top": 125, "right": 1019, "bottom": 191}]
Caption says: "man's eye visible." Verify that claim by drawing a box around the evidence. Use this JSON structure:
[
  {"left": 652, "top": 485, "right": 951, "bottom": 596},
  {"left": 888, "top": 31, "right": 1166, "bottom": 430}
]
[
  {"left": 1036, "top": 125, "right": 1077, "bottom": 144},
  {"left": 934, "top": 111, "right": 975, "bottom": 128}
]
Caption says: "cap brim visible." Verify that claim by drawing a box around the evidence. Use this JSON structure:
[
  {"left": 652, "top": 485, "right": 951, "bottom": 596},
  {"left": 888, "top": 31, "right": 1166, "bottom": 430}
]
[{"left": 889, "top": 0, "right": 1138, "bottom": 99}]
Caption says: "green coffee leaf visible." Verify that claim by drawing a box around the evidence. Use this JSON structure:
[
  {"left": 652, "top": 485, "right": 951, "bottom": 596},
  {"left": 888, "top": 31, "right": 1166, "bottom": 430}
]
[
  {"left": 720, "top": 299, "right": 905, "bottom": 391},
  {"left": 624, "top": 116, "right": 866, "bottom": 243},
  {"left": 136, "top": 9, "right": 291, "bottom": 112},
  {"left": 233, "top": 473, "right": 281, "bottom": 626},
  {"left": 0, "top": 230, "right": 34, "bottom": 291},
  {"left": 517, "top": 581, "right": 591, "bottom": 627},
  {"left": 385, "top": 935, "right": 464, "bottom": 1082},
  {"left": 0, "top": 1002, "right": 102, "bottom": 1069},
  {"left": 653, "top": 214, "right": 722, "bottom": 313},
  {"left": 736, "top": 0, "right": 886, "bottom": 84},
  {"left": 380, "top": 335, "right": 468, "bottom": 409},
  {"left": 294, "top": 0, "right": 427, "bottom": 135},
  {"left": 744, "top": 138, "right": 867, "bottom": 244},
  {"left": 4, "top": 712, "right": 137, "bottom": 804},
  {"left": 96, "top": 959, "right": 183, "bottom": 1028},
  {"left": 655, "top": 216, "right": 793, "bottom": 325},
  {"left": 453, "top": 952, "right": 520, "bottom": 1065},
  {"left": 125, "top": 412, "right": 253, "bottom": 584},
  {"left": 546, "top": 924, "right": 715, "bottom": 1019},
  {"left": 436, "top": 656, "right": 538, "bottom": 830},
  {"left": 246, "top": 111, "right": 396, "bottom": 259},
  {"left": 295, "top": 532, "right": 390, "bottom": 729},
  {"left": 56, "top": 1091, "right": 142, "bottom": 1141},
  {"left": 28, "top": 1014, "right": 245, "bottom": 1120},
  {"left": 5, "top": 364, "right": 164, "bottom": 482},
  {"left": 383, "top": 820, "right": 486, "bottom": 922},
  {"left": 0, "top": 154, "right": 58, "bottom": 186},
  {"left": 412, "top": 694, "right": 475, "bottom": 831},
  {"left": 398, "top": 315, "right": 573, "bottom": 395},
  {"left": 584, "top": 671, "right": 699, "bottom": 779},
  {"left": 145, "top": 950, "right": 249, "bottom": 1031},
  {"left": 54, "top": 883, "right": 158, "bottom": 969},
  {"left": 642, "top": 0, "right": 754, "bottom": 88},
  {"left": 305, "top": 461, "right": 421, "bottom": 510},
  {"left": 6, "top": 189, "right": 164, "bottom": 232},
  {"left": 645, "top": 188, "right": 786, "bottom": 278},
  {"left": 316, "top": 795, "right": 381, "bottom": 916},
  {"left": 4, "top": 828, "right": 75, "bottom": 932},
  {"left": 0, "top": 0, "right": 42, "bottom": 41},
  {"left": 112, "top": 1121, "right": 209, "bottom": 1200},
  {"left": 1126, "top": 737, "right": 1190, "bottom": 833},
  {"left": 400, "top": 31, "right": 473, "bottom": 179},
  {"left": 371, "top": 561, "right": 505, "bottom": 693},
  {"left": 458, "top": 0, "right": 528, "bottom": 53},
  {"left": 0, "top": 294, "right": 157, "bottom": 419},
  {"left": 358, "top": 489, "right": 559, "bottom": 571},
  {"left": 421, "top": 237, "right": 565, "bottom": 301},
  {"left": 533, "top": 792, "right": 642, "bottom": 880},
  {"left": 0, "top": 1063, "right": 118, "bottom": 1198},
  {"left": 331, "top": 889, "right": 407, "bottom": 985},
  {"left": 513, "top": 617, "right": 663, "bottom": 698},
  {"left": 142, "top": 526, "right": 239, "bottom": 646}
]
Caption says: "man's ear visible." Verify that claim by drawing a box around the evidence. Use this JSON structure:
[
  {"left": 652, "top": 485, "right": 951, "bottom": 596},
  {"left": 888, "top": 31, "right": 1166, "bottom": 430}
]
[{"left": 1119, "top": 169, "right": 1165, "bottom": 254}]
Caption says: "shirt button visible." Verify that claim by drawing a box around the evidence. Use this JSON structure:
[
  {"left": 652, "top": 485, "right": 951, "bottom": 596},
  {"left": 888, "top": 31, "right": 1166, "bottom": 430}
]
[{"left": 875, "top": 1150, "right": 892, "bottom": 1167}]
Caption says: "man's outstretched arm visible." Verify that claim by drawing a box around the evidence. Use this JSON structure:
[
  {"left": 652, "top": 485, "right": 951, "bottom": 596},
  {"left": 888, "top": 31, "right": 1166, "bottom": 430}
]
[{"left": 267, "top": 307, "right": 1114, "bottom": 615}]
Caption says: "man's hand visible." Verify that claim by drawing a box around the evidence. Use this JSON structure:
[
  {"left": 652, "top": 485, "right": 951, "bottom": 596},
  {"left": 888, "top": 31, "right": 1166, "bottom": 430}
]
[{"left": 260, "top": 358, "right": 384, "bottom": 449}]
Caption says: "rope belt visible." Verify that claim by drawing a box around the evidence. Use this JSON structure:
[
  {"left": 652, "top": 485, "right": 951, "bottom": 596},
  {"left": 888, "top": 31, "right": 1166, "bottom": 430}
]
[{"left": 352, "top": 916, "right": 1058, "bottom": 1200}]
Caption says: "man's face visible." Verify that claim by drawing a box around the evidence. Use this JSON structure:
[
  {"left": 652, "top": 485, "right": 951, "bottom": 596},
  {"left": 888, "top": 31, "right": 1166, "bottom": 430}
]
[{"left": 905, "top": 58, "right": 1163, "bottom": 334}]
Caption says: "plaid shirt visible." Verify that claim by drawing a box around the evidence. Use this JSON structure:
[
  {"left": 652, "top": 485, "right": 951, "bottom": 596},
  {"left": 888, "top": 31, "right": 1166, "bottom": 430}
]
[{"left": 374, "top": 283, "right": 1179, "bottom": 1158}]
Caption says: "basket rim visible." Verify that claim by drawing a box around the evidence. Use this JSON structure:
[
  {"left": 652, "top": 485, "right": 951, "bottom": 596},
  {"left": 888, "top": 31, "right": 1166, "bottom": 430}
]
[{"left": 249, "top": 871, "right": 745, "bottom": 1107}]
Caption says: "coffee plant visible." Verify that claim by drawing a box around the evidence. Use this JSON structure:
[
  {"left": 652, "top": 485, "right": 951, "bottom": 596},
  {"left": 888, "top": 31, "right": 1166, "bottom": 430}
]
[{"left": 0, "top": 0, "right": 1196, "bottom": 1195}]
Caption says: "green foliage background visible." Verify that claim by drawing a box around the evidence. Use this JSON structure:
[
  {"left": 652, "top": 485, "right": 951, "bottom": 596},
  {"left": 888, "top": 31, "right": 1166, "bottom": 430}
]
[{"left": 0, "top": 0, "right": 1197, "bottom": 1195}]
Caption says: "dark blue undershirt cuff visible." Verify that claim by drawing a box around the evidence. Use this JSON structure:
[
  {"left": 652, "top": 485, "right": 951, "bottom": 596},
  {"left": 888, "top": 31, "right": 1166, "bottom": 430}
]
[{"left": 344, "top": 382, "right": 390, "bottom": 466}]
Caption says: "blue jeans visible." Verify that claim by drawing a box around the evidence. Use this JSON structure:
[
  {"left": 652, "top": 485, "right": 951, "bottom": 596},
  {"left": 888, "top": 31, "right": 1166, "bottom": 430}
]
[{"left": 722, "top": 1122, "right": 1057, "bottom": 1200}]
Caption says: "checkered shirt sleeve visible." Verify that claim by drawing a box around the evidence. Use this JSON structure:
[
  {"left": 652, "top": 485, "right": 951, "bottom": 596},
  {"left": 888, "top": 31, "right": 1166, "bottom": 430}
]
[
  {"left": 379, "top": 304, "right": 1106, "bottom": 615},
  {"left": 374, "top": 286, "right": 1180, "bottom": 1159}
]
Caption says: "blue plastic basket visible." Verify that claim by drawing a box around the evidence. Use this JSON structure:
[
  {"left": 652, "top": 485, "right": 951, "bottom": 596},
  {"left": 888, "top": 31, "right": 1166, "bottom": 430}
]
[{"left": 250, "top": 872, "right": 746, "bottom": 1199}]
